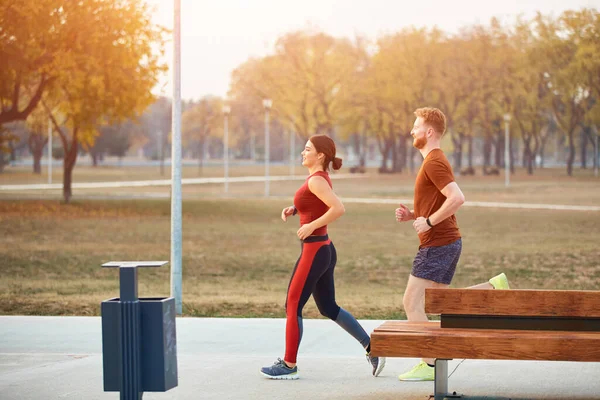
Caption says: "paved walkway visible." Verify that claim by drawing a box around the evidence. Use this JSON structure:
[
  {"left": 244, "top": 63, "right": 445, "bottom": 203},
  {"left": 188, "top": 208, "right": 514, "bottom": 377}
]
[{"left": 1, "top": 316, "right": 599, "bottom": 400}]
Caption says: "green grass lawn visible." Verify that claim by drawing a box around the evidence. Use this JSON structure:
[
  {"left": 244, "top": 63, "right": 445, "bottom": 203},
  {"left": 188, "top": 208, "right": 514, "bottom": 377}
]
[{"left": 1, "top": 194, "right": 598, "bottom": 318}]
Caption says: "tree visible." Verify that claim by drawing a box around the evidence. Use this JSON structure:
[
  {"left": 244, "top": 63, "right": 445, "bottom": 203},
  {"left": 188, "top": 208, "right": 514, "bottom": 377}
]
[
  {"left": 227, "top": 95, "right": 263, "bottom": 160},
  {"left": 509, "top": 18, "right": 549, "bottom": 174},
  {"left": 223, "top": 9, "right": 600, "bottom": 176},
  {"left": 536, "top": 9, "right": 597, "bottom": 175},
  {"left": 432, "top": 32, "right": 473, "bottom": 172},
  {"left": 181, "top": 96, "right": 221, "bottom": 173},
  {"left": 105, "top": 123, "right": 135, "bottom": 161},
  {"left": 137, "top": 96, "right": 171, "bottom": 175},
  {"left": 0, "top": 125, "right": 18, "bottom": 172},
  {"left": 25, "top": 107, "right": 50, "bottom": 174},
  {"left": 230, "top": 30, "right": 359, "bottom": 140},
  {"left": 36, "top": 0, "right": 166, "bottom": 201},
  {"left": 0, "top": 0, "right": 65, "bottom": 125},
  {"left": 368, "top": 28, "right": 444, "bottom": 172}
]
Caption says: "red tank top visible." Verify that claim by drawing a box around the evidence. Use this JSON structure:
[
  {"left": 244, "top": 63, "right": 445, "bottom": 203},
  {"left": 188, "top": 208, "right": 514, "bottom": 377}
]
[{"left": 293, "top": 171, "right": 332, "bottom": 236}]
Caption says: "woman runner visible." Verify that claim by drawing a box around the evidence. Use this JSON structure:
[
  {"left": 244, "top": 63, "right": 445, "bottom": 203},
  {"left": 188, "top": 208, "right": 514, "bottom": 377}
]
[{"left": 260, "top": 134, "right": 385, "bottom": 380}]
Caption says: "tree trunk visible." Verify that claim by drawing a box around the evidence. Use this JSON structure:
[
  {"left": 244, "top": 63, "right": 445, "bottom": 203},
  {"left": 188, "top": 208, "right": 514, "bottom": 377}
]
[
  {"left": 63, "top": 131, "right": 79, "bottom": 204},
  {"left": 33, "top": 155, "right": 42, "bottom": 174},
  {"left": 581, "top": 126, "right": 588, "bottom": 169},
  {"left": 159, "top": 130, "right": 166, "bottom": 176},
  {"left": 359, "top": 132, "right": 367, "bottom": 167},
  {"left": 483, "top": 136, "right": 492, "bottom": 168},
  {"left": 451, "top": 132, "right": 463, "bottom": 171},
  {"left": 379, "top": 139, "right": 389, "bottom": 171},
  {"left": 351, "top": 133, "right": 360, "bottom": 165},
  {"left": 378, "top": 137, "right": 394, "bottom": 172},
  {"left": 90, "top": 148, "right": 100, "bottom": 167},
  {"left": 533, "top": 127, "right": 541, "bottom": 172},
  {"left": 251, "top": 130, "right": 256, "bottom": 161},
  {"left": 539, "top": 126, "right": 548, "bottom": 169},
  {"left": 495, "top": 132, "right": 503, "bottom": 168},
  {"left": 198, "top": 137, "right": 209, "bottom": 175},
  {"left": 397, "top": 132, "right": 408, "bottom": 172},
  {"left": 509, "top": 133, "right": 515, "bottom": 175},
  {"left": 389, "top": 124, "right": 401, "bottom": 173},
  {"left": 566, "top": 129, "right": 575, "bottom": 176},
  {"left": 409, "top": 143, "right": 417, "bottom": 174},
  {"left": 526, "top": 147, "right": 534, "bottom": 175},
  {"left": 9, "top": 140, "right": 16, "bottom": 162},
  {"left": 28, "top": 133, "right": 47, "bottom": 175},
  {"left": 522, "top": 135, "right": 533, "bottom": 175},
  {"left": 467, "top": 135, "right": 473, "bottom": 169}
]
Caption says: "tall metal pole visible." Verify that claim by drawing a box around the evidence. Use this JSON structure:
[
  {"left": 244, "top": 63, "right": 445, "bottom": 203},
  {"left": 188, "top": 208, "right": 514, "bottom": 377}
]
[
  {"left": 595, "top": 127, "right": 598, "bottom": 178},
  {"left": 171, "top": 0, "right": 182, "bottom": 315},
  {"left": 263, "top": 99, "right": 272, "bottom": 197},
  {"left": 48, "top": 117, "right": 52, "bottom": 184},
  {"left": 223, "top": 105, "right": 231, "bottom": 193},
  {"left": 504, "top": 114, "right": 511, "bottom": 188},
  {"left": 265, "top": 108, "right": 270, "bottom": 197}
]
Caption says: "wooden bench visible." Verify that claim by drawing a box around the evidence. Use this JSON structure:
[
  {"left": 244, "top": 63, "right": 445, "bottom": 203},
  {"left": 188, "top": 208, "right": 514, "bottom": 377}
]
[{"left": 371, "top": 288, "right": 600, "bottom": 399}]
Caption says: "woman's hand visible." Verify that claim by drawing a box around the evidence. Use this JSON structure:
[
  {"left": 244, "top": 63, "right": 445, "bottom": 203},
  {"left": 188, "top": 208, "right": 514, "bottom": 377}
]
[
  {"left": 297, "top": 223, "right": 316, "bottom": 240},
  {"left": 281, "top": 206, "right": 296, "bottom": 222}
]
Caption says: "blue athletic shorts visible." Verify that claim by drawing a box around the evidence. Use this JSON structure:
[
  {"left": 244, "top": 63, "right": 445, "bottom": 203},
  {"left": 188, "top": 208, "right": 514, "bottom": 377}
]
[{"left": 411, "top": 238, "right": 462, "bottom": 285}]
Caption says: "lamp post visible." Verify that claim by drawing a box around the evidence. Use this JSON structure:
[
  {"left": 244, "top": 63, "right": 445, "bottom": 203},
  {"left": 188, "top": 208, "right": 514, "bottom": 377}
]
[
  {"left": 289, "top": 127, "right": 295, "bottom": 176},
  {"left": 503, "top": 113, "right": 511, "bottom": 188},
  {"left": 595, "top": 127, "right": 598, "bottom": 178},
  {"left": 48, "top": 118, "right": 52, "bottom": 184},
  {"left": 171, "top": 0, "right": 182, "bottom": 315},
  {"left": 222, "top": 104, "right": 231, "bottom": 193},
  {"left": 263, "top": 99, "right": 272, "bottom": 197}
]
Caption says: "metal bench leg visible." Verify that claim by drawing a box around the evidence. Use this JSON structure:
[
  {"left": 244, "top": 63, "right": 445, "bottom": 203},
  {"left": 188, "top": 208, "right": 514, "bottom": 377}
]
[{"left": 434, "top": 359, "right": 462, "bottom": 400}]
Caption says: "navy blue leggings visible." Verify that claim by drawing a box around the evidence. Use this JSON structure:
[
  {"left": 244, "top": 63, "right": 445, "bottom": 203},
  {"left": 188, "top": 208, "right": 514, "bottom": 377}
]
[{"left": 284, "top": 235, "right": 369, "bottom": 363}]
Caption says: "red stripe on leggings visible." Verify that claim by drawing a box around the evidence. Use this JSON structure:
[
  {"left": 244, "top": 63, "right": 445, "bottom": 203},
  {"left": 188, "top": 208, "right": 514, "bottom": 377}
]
[{"left": 284, "top": 240, "right": 330, "bottom": 363}]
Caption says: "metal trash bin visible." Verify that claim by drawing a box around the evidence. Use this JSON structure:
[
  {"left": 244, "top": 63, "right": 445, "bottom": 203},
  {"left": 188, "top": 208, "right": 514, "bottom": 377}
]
[{"left": 101, "top": 261, "right": 178, "bottom": 399}]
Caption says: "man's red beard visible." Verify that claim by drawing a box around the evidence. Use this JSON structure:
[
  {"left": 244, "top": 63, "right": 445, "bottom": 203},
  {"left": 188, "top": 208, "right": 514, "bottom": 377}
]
[{"left": 413, "top": 136, "right": 427, "bottom": 149}]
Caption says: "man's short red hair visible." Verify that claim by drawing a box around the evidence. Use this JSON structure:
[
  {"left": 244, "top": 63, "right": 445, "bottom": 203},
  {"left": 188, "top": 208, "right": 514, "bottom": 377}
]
[{"left": 414, "top": 107, "right": 447, "bottom": 136}]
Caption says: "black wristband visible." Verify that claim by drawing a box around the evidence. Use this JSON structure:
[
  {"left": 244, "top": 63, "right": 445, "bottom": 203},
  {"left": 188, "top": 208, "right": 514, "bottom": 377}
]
[
  {"left": 292, "top": 206, "right": 298, "bottom": 216},
  {"left": 426, "top": 217, "right": 434, "bottom": 228}
]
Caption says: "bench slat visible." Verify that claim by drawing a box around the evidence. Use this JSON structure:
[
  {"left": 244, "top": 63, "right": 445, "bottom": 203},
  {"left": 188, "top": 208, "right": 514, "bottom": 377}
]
[
  {"left": 371, "top": 322, "right": 600, "bottom": 361},
  {"left": 441, "top": 315, "right": 600, "bottom": 331},
  {"left": 425, "top": 289, "right": 600, "bottom": 317}
]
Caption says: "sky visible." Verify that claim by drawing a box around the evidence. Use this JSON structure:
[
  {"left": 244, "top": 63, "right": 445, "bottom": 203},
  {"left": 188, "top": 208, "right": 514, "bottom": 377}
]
[{"left": 145, "top": 0, "right": 600, "bottom": 101}]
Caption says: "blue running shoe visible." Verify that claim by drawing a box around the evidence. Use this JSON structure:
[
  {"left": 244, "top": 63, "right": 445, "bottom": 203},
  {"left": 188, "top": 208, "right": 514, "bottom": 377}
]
[
  {"left": 260, "top": 358, "right": 299, "bottom": 380},
  {"left": 366, "top": 352, "right": 386, "bottom": 377}
]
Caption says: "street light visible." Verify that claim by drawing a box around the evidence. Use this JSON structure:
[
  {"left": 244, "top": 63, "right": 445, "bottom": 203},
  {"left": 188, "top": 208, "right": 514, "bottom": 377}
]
[
  {"left": 595, "top": 127, "right": 598, "bottom": 178},
  {"left": 48, "top": 117, "right": 52, "bottom": 184},
  {"left": 503, "top": 113, "right": 511, "bottom": 188},
  {"left": 222, "top": 104, "right": 231, "bottom": 193},
  {"left": 263, "top": 98, "right": 272, "bottom": 197},
  {"left": 171, "top": 0, "right": 183, "bottom": 315}
]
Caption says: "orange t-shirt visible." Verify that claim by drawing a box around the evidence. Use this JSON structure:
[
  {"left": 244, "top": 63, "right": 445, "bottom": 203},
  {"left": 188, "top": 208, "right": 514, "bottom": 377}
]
[{"left": 414, "top": 148, "right": 461, "bottom": 248}]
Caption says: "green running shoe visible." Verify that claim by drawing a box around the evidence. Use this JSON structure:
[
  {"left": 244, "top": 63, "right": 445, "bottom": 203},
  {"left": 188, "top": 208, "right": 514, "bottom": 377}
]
[
  {"left": 489, "top": 272, "right": 510, "bottom": 289},
  {"left": 398, "top": 361, "right": 434, "bottom": 381}
]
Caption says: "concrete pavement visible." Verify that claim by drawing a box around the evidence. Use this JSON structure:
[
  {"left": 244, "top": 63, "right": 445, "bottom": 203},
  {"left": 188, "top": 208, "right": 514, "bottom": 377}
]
[{"left": 1, "top": 316, "right": 599, "bottom": 400}]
